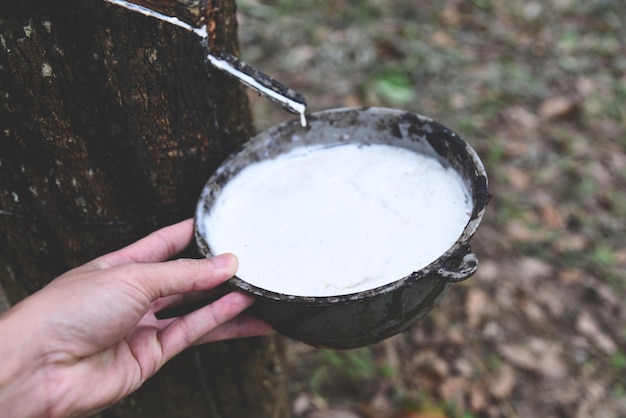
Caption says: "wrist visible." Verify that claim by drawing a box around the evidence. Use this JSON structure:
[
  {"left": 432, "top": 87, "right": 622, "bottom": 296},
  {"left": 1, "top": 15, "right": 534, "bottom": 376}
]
[{"left": 0, "top": 305, "right": 52, "bottom": 418}]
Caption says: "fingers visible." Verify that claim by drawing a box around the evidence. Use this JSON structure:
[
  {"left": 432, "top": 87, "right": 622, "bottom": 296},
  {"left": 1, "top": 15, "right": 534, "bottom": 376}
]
[
  {"left": 78, "top": 219, "right": 239, "bottom": 304},
  {"left": 193, "top": 315, "right": 274, "bottom": 344},
  {"left": 129, "top": 253, "right": 238, "bottom": 302},
  {"left": 157, "top": 291, "right": 260, "bottom": 362},
  {"left": 151, "top": 287, "right": 229, "bottom": 316},
  {"left": 92, "top": 218, "right": 195, "bottom": 269}
]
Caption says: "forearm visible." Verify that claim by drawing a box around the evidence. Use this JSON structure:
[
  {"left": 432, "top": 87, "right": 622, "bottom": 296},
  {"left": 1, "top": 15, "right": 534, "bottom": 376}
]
[{"left": 0, "top": 305, "right": 53, "bottom": 418}]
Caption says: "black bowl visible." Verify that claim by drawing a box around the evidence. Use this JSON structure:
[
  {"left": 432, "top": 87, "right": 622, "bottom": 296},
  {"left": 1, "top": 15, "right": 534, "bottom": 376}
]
[{"left": 195, "top": 107, "right": 489, "bottom": 349}]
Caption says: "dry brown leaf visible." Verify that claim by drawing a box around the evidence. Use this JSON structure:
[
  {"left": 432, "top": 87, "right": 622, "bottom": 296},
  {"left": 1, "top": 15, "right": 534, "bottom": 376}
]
[
  {"left": 423, "top": 352, "right": 449, "bottom": 378},
  {"left": 357, "top": 398, "right": 392, "bottom": 418},
  {"left": 576, "top": 310, "right": 617, "bottom": 355},
  {"left": 440, "top": 4, "right": 461, "bottom": 26},
  {"left": 497, "top": 344, "right": 536, "bottom": 371},
  {"left": 343, "top": 94, "right": 365, "bottom": 108},
  {"left": 394, "top": 410, "right": 447, "bottom": 418},
  {"left": 451, "top": 358, "right": 473, "bottom": 379},
  {"left": 523, "top": 2, "right": 543, "bottom": 20},
  {"left": 521, "top": 300, "right": 547, "bottom": 323},
  {"left": 534, "top": 282, "right": 567, "bottom": 318},
  {"left": 506, "top": 166, "right": 531, "bottom": 191},
  {"left": 595, "top": 283, "right": 620, "bottom": 308},
  {"left": 470, "top": 384, "right": 488, "bottom": 412},
  {"left": 430, "top": 31, "right": 456, "bottom": 48},
  {"left": 529, "top": 339, "right": 568, "bottom": 379},
  {"left": 482, "top": 321, "right": 505, "bottom": 340},
  {"left": 489, "top": 364, "right": 516, "bottom": 399},
  {"left": 439, "top": 377, "right": 468, "bottom": 404},
  {"left": 507, "top": 220, "right": 536, "bottom": 242},
  {"left": 539, "top": 203, "right": 566, "bottom": 228},
  {"left": 589, "top": 161, "right": 612, "bottom": 187},
  {"left": 498, "top": 340, "right": 567, "bottom": 378},
  {"left": 466, "top": 288, "right": 490, "bottom": 328},
  {"left": 614, "top": 247, "right": 626, "bottom": 266},
  {"left": 293, "top": 393, "right": 311, "bottom": 416},
  {"left": 539, "top": 96, "right": 579, "bottom": 119},
  {"left": 308, "top": 408, "right": 361, "bottom": 418},
  {"left": 383, "top": 338, "right": 402, "bottom": 377},
  {"left": 446, "top": 326, "right": 465, "bottom": 346},
  {"left": 575, "top": 381, "right": 606, "bottom": 418},
  {"left": 576, "top": 76, "right": 595, "bottom": 97},
  {"left": 504, "top": 139, "right": 530, "bottom": 157},
  {"left": 449, "top": 93, "right": 467, "bottom": 110},
  {"left": 516, "top": 257, "right": 552, "bottom": 281},
  {"left": 505, "top": 106, "right": 539, "bottom": 130},
  {"left": 474, "top": 260, "right": 500, "bottom": 282},
  {"left": 554, "top": 234, "right": 589, "bottom": 253},
  {"left": 558, "top": 268, "right": 585, "bottom": 284}
]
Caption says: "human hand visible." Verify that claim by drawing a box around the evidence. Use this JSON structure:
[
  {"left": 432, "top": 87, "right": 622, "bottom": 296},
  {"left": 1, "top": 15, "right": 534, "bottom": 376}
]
[{"left": 0, "top": 219, "right": 271, "bottom": 418}]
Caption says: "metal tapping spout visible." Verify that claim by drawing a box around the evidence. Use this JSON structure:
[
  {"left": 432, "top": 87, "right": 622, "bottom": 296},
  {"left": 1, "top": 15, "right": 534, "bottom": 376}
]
[
  {"left": 206, "top": 51, "right": 308, "bottom": 127},
  {"left": 104, "top": 0, "right": 308, "bottom": 126}
]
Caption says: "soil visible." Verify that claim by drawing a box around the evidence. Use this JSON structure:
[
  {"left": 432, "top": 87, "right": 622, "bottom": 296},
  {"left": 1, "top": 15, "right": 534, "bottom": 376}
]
[{"left": 237, "top": 1, "right": 626, "bottom": 417}]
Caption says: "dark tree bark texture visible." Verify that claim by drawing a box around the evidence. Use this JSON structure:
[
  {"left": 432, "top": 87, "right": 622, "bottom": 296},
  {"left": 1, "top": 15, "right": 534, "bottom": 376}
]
[{"left": 0, "top": 0, "right": 289, "bottom": 416}]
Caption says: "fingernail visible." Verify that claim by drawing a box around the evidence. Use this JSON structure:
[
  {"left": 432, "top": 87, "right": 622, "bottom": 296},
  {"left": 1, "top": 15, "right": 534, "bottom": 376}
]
[{"left": 212, "top": 253, "right": 237, "bottom": 269}]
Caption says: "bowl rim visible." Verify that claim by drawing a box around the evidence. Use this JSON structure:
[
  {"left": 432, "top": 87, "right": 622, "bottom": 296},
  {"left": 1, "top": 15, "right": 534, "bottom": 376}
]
[{"left": 194, "top": 106, "right": 489, "bottom": 304}]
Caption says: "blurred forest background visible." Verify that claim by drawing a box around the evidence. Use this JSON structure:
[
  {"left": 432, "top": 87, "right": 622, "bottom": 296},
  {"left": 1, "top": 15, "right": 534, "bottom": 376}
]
[
  {"left": 237, "top": 0, "right": 626, "bottom": 417},
  {"left": 1, "top": 0, "right": 624, "bottom": 417}
]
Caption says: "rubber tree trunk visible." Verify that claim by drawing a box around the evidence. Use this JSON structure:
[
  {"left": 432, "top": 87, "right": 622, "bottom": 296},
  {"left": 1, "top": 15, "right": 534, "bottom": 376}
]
[{"left": 0, "top": 0, "right": 290, "bottom": 416}]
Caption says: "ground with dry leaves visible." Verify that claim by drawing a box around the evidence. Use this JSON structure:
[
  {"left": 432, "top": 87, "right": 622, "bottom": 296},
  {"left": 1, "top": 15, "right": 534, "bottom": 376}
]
[{"left": 238, "top": 1, "right": 626, "bottom": 417}]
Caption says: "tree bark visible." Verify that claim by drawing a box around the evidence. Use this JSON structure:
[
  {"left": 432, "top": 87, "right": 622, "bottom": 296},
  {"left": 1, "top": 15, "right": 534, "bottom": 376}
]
[{"left": 0, "top": 0, "right": 290, "bottom": 416}]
